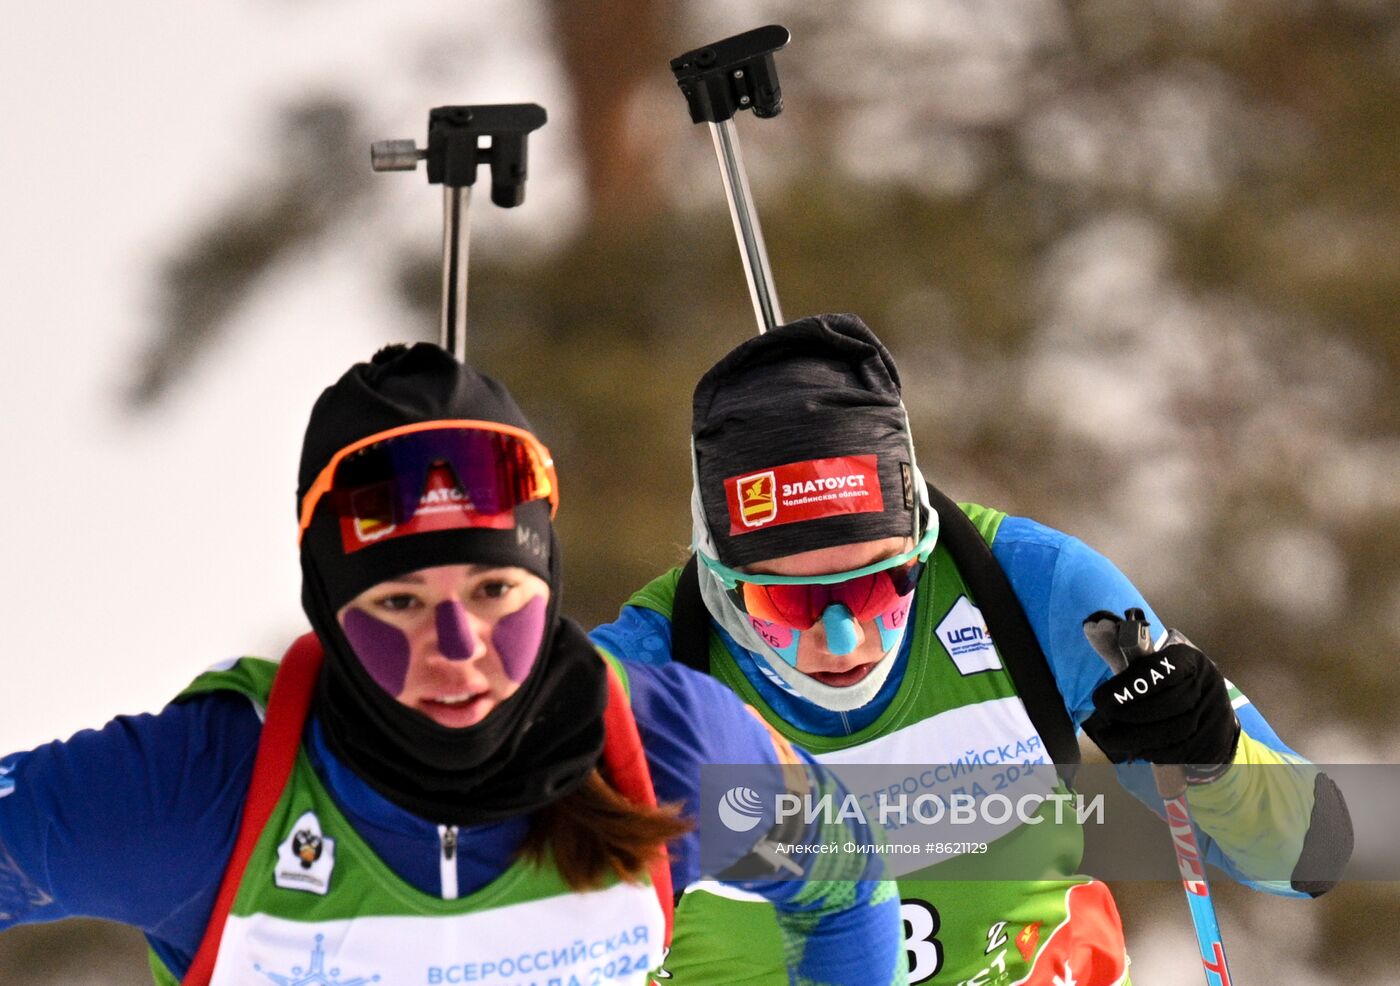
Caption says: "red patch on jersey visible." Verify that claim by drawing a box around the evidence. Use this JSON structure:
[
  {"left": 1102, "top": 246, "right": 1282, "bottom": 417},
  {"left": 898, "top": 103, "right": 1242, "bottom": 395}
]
[
  {"left": 724, "top": 456, "right": 884, "bottom": 535},
  {"left": 1016, "top": 921, "right": 1042, "bottom": 963},
  {"left": 1017, "top": 882, "right": 1128, "bottom": 985}
]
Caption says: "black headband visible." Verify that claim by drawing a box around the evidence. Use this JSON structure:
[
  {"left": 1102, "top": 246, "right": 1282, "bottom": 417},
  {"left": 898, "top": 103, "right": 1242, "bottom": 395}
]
[{"left": 692, "top": 313, "right": 918, "bottom": 567}]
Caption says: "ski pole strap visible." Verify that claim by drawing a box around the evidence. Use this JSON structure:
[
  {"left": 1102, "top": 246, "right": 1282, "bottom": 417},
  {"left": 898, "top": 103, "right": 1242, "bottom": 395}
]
[
  {"left": 923, "top": 485, "right": 1082, "bottom": 773},
  {"left": 670, "top": 555, "right": 712, "bottom": 674},
  {"left": 183, "top": 633, "right": 324, "bottom": 986}
]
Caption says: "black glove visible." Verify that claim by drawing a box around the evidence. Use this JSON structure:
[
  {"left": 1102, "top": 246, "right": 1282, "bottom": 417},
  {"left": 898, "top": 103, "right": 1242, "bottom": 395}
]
[{"left": 1081, "top": 618, "right": 1239, "bottom": 775}]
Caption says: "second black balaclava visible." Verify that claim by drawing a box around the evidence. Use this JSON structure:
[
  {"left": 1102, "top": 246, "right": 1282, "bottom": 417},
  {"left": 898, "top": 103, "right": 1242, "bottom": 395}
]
[
  {"left": 688, "top": 313, "right": 935, "bottom": 712},
  {"left": 297, "top": 343, "right": 606, "bottom": 825},
  {"left": 692, "top": 313, "right": 922, "bottom": 567}
]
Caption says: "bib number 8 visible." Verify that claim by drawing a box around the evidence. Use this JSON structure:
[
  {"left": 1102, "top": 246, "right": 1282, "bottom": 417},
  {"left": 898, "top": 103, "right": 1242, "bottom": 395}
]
[{"left": 901, "top": 899, "right": 943, "bottom": 983}]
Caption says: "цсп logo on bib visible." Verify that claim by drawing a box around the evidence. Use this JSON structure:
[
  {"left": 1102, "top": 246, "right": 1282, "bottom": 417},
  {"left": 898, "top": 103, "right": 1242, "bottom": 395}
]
[
  {"left": 718, "top": 786, "right": 766, "bottom": 832},
  {"left": 936, "top": 596, "right": 1001, "bottom": 675},
  {"left": 735, "top": 472, "right": 777, "bottom": 528}
]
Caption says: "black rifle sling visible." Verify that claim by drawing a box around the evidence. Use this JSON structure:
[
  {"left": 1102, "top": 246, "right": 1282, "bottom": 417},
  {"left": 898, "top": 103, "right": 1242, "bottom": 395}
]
[
  {"left": 669, "top": 488, "right": 1081, "bottom": 767},
  {"left": 923, "top": 484, "right": 1081, "bottom": 768},
  {"left": 671, "top": 554, "right": 712, "bottom": 673}
]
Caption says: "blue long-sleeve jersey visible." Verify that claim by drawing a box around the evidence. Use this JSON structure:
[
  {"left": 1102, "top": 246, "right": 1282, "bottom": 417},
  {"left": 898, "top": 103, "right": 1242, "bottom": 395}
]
[
  {"left": 591, "top": 514, "right": 1340, "bottom": 898},
  {"left": 0, "top": 658, "right": 901, "bottom": 983}
]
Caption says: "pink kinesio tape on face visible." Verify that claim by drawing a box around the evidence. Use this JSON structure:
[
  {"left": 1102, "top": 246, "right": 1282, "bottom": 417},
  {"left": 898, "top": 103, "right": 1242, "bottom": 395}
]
[
  {"left": 341, "top": 608, "right": 413, "bottom": 696},
  {"left": 492, "top": 594, "right": 547, "bottom": 683},
  {"left": 749, "top": 618, "right": 795, "bottom": 650},
  {"left": 749, "top": 617, "right": 802, "bottom": 666},
  {"left": 874, "top": 590, "right": 915, "bottom": 653},
  {"left": 434, "top": 600, "right": 480, "bottom": 661},
  {"left": 882, "top": 592, "right": 912, "bottom": 630}
]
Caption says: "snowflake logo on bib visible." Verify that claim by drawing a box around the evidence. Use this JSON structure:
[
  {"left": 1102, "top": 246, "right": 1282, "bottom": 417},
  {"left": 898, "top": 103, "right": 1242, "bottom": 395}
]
[{"left": 254, "top": 933, "right": 381, "bottom": 985}]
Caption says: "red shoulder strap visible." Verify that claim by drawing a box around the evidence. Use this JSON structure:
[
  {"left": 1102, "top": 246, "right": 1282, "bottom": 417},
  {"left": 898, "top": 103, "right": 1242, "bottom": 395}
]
[
  {"left": 183, "top": 632, "right": 324, "bottom": 986},
  {"left": 184, "top": 637, "right": 671, "bottom": 982},
  {"left": 599, "top": 663, "right": 675, "bottom": 946}
]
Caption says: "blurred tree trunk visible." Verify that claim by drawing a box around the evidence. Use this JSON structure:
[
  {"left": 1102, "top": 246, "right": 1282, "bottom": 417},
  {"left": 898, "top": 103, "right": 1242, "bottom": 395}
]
[{"left": 547, "top": 0, "right": 677, "bottom": 227}]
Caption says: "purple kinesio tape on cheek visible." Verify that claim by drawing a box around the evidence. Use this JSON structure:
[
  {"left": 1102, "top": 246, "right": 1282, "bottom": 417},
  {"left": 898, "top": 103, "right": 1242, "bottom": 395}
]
[
  {"left": 435, "top": 601, "right": 480, "bottom": 661},
  {"left": 491, "top": 594, "right": 547, "bottom": 683},
  {"left": 341, "top": 608, "right": 413, "bottom": 696}
]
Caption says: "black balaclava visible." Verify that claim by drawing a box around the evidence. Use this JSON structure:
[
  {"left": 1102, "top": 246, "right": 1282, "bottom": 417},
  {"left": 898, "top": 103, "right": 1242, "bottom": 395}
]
[
  {"left": 298, "top": 342, "right": 606, "bottom": 825},
  {"left": 692, "top": 313, "right": 921, "bottom": 568},
  {"left": 688, "top": 314, "right": 933, "bottom": 714}
]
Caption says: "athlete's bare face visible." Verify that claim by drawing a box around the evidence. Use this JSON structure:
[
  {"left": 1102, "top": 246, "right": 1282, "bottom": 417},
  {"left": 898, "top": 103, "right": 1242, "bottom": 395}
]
[
  {"left": 744, "top": 536, "right": 912, "bottom": 687},
  {"left": 337, "top": 564, "right": 549, "bottom": 728}
]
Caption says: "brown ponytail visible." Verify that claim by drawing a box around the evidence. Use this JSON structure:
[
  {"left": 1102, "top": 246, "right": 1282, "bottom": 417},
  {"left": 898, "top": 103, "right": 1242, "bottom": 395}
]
[{"left": 519, "top": 771, "right": 692, "bottom": 891}]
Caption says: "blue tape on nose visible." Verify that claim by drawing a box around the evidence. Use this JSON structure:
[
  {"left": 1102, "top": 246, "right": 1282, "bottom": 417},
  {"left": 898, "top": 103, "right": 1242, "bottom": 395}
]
[{"left": 822, "top": 604, "right": 859, "bottom": 656}]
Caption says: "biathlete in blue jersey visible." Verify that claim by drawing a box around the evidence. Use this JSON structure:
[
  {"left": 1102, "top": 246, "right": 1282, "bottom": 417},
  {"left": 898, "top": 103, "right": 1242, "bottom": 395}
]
[
  {"left": 591, "top": 313, "right": 1354, "bottom": 985},
  {"left": 0, "top": 343, "right": 907, "bottom": 985}
]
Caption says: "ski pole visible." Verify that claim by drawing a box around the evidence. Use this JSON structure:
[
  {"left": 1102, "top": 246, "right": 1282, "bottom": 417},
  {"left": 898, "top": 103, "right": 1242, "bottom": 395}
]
[
  {"left": 371, "top": 104, "right": 547, "bottom": 360},
  {"left": 670, "top": 25, "right": 790, "bottom": 334},
  {"left": 1085, "top": 609, "right": 1234, "bottom": 986}
]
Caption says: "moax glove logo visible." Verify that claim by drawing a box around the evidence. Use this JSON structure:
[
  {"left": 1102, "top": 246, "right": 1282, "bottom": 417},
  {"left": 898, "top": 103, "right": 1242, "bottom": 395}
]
[
  {"left": 0, "top": 764, "right": 14, "bottom": 800},
  {"left": 275, "top": 811, "right": 336, "bottom": 895},
  {"left": 1110, "top": 655, "right": 1177, "bottom": 704},
  {"left": 717, "top": 786, "right": 766, "bottom": 832},
  {"left": 736, "top": 471, "right": 777, "bottom": 528}
]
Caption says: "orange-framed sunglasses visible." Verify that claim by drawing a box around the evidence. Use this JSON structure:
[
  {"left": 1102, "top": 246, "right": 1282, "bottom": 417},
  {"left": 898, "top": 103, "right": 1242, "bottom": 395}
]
[{"left": 297, "top": 419, "right": 558, "bottom": 546}]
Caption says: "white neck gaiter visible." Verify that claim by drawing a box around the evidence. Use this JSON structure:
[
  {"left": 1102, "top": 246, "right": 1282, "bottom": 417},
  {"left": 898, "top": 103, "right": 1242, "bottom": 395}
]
[{"left": 687, "top": 444, "right": 936, "bottom": 713}]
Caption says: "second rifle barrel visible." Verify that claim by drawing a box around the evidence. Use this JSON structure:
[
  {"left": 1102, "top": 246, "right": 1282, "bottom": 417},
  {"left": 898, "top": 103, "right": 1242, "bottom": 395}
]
[
  {"left": 709, "top": 119, "right": 783, "bottom": 334},
  {"left": 441, "top": 184, "right": 471, "bottom": 361}
]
